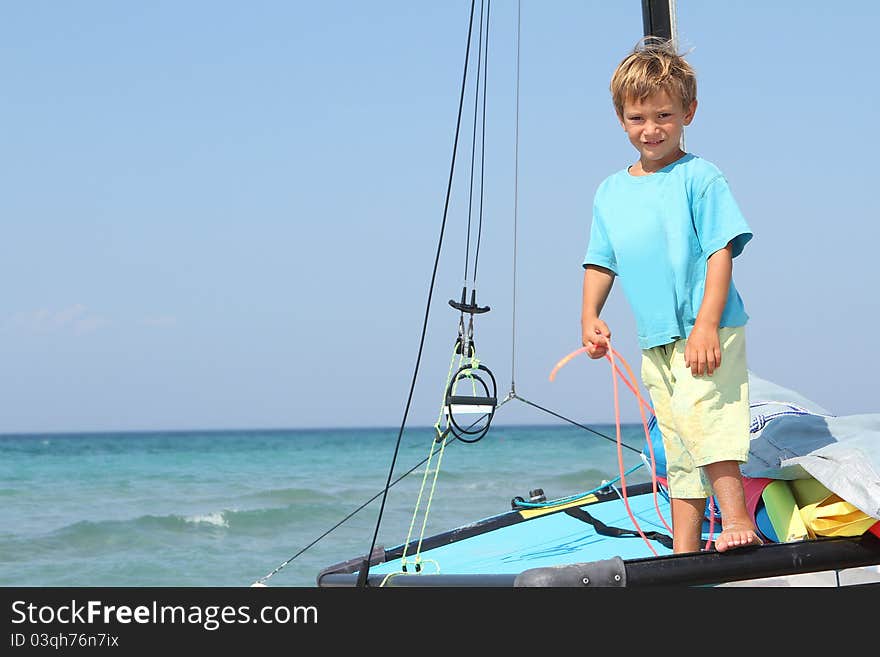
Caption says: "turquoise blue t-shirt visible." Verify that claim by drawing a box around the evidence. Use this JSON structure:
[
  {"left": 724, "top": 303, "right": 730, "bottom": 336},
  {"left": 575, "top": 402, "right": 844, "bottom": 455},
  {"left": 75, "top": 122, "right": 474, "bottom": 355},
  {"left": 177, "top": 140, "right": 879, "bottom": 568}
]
[{"left": 583, "top": 153, "right": 752, "bottom": 349}]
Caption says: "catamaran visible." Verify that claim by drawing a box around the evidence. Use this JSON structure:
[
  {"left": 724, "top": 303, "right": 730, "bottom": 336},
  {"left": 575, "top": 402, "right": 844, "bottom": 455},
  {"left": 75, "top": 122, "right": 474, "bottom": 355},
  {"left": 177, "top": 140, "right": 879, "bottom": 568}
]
[{"left": 260, "top": 1, "right": 880, "bottom": 588}]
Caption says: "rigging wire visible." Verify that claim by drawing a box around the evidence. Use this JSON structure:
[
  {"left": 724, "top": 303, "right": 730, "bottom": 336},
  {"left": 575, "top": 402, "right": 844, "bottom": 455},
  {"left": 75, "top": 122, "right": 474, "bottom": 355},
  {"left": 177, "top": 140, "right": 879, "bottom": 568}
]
[
  {"left": 472, "top": 0, "right": 491, "bottom": 284},
  {"left": 462, "top": 0, "right": 484, "bottom": 285},
  {"left": 498, "top": 0, "right": 643, "bottom": 456},
  {"left": 515, "top": 396, "right": 642, "bottom": 454},
  {"left": 460, "top": 0, "right": 491, "bottom": 290},
  {"left": 509, "top": 0, "right": 521, "bottom": 395},
  {"left": 355, "top": 0, "right": 479, "bottom": 588},
  {"left": 253, "top": 0, "right": 654, "bottom": 585}
]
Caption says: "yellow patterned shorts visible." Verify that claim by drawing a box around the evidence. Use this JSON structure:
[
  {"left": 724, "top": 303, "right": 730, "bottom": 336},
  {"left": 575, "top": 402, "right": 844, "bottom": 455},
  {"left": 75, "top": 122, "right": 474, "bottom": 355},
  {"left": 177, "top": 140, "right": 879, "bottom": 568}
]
[{"left": 640, "top": 326, "right": 751, "bottom": 499}]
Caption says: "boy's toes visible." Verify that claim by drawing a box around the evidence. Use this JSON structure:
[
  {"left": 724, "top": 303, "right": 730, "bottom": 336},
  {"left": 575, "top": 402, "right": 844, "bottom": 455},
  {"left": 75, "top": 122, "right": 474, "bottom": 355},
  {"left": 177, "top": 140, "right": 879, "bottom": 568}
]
[{"left": 715, "top": 527, "right": 763, "bottom": 552}]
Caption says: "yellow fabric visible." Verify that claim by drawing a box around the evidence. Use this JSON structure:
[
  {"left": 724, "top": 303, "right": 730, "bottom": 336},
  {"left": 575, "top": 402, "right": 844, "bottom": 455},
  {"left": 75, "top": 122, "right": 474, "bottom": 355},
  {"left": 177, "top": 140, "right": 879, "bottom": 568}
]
[
  {"left": 518, "top": 494, "right": 599, "bottom": 519},
  {"left": 789, "top": 478, "right": 877, "bottom": 538}
]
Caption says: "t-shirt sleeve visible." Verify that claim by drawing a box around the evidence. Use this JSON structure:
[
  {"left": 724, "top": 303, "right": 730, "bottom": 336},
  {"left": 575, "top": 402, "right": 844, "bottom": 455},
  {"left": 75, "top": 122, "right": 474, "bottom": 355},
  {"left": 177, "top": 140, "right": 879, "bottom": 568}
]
[
  {"left": 693, "top": 175, "right": 753, "bottom": 258},
  {"left": 582, "top": 203, "right": 618, "bottom": 273}
]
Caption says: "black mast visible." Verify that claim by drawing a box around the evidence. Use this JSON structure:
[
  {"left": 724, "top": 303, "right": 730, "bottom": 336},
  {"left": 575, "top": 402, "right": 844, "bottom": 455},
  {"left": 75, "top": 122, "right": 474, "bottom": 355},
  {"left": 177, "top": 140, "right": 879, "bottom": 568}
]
[
  {"left": 641, "top": 0, "right": 683, "bottom": 150},
  {"left": 641, "top": 0, "right": 675, "bottom": 41}
]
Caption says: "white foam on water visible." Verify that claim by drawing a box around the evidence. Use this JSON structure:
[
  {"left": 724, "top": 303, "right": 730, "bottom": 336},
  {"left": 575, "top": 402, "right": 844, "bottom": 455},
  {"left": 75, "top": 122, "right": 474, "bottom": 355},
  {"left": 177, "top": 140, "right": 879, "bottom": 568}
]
[{"left": 184, "top": 511, "right": 229, "bottom": 528}]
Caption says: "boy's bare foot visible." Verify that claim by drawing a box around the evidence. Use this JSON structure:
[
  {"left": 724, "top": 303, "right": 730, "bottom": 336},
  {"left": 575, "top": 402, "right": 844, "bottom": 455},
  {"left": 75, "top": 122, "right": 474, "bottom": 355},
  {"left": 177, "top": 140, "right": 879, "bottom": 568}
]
[{"left": 714, "top": 524, "right": 763, "bottom": 552}]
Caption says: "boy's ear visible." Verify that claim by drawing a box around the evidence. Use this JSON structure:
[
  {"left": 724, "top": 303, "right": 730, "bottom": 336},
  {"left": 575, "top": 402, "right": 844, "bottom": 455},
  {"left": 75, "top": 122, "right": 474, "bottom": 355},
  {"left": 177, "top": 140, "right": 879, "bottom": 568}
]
[{"left": 683, "top": 99, "right": 698, "bottom": 126}]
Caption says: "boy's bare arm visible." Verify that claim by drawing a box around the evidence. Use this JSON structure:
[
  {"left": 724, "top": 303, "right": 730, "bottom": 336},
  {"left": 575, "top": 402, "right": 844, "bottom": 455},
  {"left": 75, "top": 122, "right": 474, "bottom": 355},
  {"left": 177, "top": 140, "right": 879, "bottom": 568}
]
[
  {"left": 581, "top": 265, "right": 615, "bottom": 358},
  {"left": 686, "top": 242, "right": 733, "bottom": 375}
]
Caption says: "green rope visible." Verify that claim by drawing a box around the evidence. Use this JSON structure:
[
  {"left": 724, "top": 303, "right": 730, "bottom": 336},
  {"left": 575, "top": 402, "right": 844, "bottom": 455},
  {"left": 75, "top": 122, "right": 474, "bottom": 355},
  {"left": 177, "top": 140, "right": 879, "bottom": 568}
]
[
  {"left": 399, "top": 342, "right": 462, "bottom": 571},
  {"left": 398, "top": 340, "right": 491, "bottom": 575}
]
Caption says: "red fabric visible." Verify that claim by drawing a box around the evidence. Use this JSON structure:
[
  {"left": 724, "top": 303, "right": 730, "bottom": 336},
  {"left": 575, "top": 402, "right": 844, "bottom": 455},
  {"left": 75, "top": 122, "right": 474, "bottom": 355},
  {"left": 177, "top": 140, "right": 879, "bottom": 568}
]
[{"left": 741, "top": 476, "right": 774, "bottom": 522}]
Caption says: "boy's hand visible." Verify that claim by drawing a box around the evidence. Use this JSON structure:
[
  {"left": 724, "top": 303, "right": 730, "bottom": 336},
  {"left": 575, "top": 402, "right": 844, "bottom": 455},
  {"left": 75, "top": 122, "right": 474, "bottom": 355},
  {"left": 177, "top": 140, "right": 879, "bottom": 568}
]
[
  {"left": 685, "top": 323, "right": 721, "bottom": 376},
  {"left": 582, "top": 318, "right": 611, "bottom": 359}
]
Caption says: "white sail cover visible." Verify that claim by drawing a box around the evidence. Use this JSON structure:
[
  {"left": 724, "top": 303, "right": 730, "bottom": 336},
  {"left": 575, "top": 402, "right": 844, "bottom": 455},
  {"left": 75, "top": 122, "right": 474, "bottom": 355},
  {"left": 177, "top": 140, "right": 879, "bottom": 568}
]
[{"left": 744, "top": 372, "right": 880, "bottom": 520}]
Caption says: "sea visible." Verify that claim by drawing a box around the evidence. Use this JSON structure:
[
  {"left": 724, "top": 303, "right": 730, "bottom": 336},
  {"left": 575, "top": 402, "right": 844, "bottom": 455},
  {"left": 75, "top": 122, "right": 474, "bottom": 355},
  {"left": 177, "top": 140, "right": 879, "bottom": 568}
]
[{"left": 0, "top": 423, "right": 652, "bottom": 588}]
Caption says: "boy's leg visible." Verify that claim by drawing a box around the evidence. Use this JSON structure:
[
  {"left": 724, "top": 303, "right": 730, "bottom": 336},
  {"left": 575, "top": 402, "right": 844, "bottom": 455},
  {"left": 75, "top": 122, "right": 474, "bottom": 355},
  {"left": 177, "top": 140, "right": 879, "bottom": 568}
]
[
  {"left": 668, "top": 326, "right": 760, "bottom": 552},
  {"left": 670, "top": 497, "right": 706, "bottom": 553},
  {"left": 641, "top": 342, "right": 715, "bottom": 552},
  {"left": 703, "top": 460, "right": 762, "bottom": 551}
]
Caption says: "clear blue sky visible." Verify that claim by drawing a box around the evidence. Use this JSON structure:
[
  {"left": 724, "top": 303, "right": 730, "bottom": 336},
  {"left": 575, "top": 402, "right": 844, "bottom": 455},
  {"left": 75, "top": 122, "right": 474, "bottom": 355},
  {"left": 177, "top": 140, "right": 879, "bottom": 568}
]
[{"left": 2, "top": 1, "right": 878, "bottom": 434}]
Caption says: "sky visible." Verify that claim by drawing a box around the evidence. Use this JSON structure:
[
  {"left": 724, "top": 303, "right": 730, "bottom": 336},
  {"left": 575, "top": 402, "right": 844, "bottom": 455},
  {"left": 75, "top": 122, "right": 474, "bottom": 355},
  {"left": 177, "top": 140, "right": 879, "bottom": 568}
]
[{"left": 1, "top": 1, "right": 878, "bottom": 434}]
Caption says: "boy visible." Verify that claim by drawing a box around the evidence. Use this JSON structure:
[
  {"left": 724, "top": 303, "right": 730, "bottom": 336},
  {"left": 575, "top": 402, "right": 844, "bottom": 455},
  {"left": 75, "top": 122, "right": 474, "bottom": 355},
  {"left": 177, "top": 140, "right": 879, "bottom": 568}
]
[{"left": 581, "top": 39, "right": 761, "bottom": 553}]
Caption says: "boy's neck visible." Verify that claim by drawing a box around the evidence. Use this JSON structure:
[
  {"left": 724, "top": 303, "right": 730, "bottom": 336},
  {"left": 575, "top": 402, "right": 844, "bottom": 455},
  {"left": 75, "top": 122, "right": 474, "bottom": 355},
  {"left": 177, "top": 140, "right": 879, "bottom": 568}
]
[{"left": 630, "top": 149, "right": 688, "bottom": 176}]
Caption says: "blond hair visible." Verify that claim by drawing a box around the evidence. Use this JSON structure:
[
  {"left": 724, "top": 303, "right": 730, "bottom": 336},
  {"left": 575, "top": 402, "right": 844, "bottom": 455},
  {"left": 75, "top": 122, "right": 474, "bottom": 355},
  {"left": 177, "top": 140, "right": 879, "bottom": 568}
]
[{"left": 610, "top": 38, "right": 696, "bottom": 119}]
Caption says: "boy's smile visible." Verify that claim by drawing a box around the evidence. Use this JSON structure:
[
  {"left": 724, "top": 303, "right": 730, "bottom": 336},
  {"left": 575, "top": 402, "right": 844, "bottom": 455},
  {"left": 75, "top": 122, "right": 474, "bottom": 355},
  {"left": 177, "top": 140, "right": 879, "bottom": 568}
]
[{"left": 619, "top": 89, "right": 697, "bottom": 175}]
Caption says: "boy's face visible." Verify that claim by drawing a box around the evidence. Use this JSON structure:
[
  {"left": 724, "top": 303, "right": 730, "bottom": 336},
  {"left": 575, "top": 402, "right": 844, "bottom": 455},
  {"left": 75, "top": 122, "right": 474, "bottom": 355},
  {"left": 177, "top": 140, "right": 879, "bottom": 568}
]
[{"left": 618, "top": 89, "right": 697, "bottom": 172}]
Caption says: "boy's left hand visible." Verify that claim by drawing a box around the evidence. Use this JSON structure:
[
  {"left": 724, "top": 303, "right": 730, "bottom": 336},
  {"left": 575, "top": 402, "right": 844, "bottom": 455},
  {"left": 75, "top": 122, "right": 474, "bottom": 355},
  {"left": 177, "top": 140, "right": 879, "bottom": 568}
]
[{"left": 685, "top": 323, "right": 721, "bottom": 376}]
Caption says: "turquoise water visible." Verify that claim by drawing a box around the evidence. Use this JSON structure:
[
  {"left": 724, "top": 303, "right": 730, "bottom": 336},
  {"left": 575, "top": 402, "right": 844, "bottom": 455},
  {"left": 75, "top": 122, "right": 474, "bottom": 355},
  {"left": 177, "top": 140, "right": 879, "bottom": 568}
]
[{"left": 0, "top": 423, "right": 651, "bottom": 587}]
